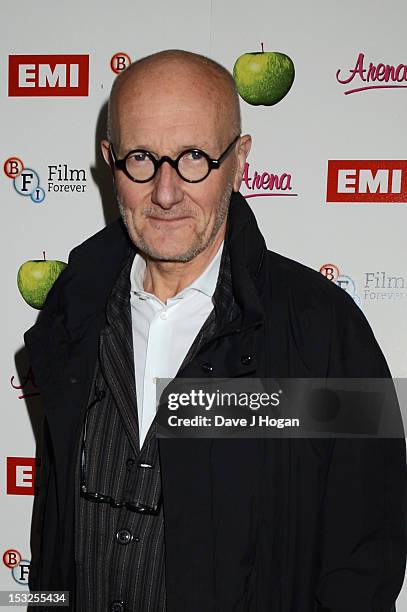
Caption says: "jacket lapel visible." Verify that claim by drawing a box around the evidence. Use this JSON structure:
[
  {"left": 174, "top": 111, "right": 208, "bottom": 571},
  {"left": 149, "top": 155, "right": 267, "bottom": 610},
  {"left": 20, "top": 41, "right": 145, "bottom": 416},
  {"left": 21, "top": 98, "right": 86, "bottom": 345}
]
[{"left": 98, "top": 249, "right": 141, "bottom": 455}]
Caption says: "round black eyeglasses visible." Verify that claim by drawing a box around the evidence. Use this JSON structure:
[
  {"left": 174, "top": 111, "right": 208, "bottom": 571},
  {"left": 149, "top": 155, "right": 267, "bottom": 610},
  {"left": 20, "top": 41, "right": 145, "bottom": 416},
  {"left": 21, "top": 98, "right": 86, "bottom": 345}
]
[
  {"left": 80, "top": 387, "right": 161, "bottom": 515},
  {"left": 109, "top": 134, "right": 240, "bottom": 184}
]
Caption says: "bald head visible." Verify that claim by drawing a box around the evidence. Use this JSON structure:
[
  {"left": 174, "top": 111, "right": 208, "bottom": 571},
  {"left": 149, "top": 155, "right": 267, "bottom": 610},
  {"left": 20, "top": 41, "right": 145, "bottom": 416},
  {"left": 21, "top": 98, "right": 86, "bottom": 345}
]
[
  {"left": 100, "top": 49, "right": 252, "bottom": 268},
  {"left": 106, "top": 49, "right": 241, "bottom": 146}
]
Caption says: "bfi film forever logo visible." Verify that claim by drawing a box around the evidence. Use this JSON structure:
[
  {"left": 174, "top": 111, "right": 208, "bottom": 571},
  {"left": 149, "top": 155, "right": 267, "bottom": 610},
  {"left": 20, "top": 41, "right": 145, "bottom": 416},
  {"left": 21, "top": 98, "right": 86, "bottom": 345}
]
[{"left": 4, "top": 156, "right": 87, "bottom": 203}]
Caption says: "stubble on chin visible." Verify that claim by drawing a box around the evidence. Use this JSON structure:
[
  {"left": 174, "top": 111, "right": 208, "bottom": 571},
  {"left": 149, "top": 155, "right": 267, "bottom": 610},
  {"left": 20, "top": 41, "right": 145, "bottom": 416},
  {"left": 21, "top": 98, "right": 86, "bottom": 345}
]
[{"left": 116, "top": 180, "right": 233, "bottom": 263}]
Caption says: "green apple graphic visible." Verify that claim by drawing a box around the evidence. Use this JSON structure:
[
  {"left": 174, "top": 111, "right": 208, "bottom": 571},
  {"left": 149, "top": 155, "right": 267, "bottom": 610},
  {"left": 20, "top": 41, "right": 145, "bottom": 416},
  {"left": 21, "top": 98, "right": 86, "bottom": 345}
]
[
  {"left": 233, "top": 43, "right": 295, "bottom": 106},
  {"left": 17, "top": 252, "right": 67, "bottom": 310}
]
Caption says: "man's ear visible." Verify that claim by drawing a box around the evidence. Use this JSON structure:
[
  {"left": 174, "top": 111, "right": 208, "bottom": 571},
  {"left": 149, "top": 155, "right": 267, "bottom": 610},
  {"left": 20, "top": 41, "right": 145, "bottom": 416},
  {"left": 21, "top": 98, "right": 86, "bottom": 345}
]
[
  {"left": 101, "top": 139, "right": 112, "bottom": 166},
  {"left": 100, "top": 139, "right": 116, "bottom": 183},
  {"left": 233, "top": 134, "right": 252, "bottom": 192}
]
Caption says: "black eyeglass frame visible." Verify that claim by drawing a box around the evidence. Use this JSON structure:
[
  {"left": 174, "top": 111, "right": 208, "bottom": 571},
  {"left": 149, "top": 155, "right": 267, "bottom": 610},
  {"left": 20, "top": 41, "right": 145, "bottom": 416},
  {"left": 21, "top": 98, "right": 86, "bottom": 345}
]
[
  {"left": 109, "top": 134, "right": 241, "bottom": 184},
  {"left": 80, "top": 388, "right": 161, "bottom": 515}
]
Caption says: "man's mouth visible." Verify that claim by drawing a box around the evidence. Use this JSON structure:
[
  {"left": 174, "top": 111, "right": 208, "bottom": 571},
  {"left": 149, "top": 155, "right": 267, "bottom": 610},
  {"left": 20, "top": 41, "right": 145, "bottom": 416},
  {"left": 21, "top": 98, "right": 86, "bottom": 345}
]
[{"left": 148, "top": 215, "right": 190, "bottom": 223}]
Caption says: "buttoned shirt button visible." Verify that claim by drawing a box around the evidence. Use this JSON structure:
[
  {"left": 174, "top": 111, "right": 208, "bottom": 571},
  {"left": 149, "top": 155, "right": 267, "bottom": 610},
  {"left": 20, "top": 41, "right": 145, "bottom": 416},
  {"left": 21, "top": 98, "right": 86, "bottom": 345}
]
[
  {"left": 126, "top": 458, "right": 135, "bottom": 470},
  {"left": 201, "top": 362, "right": 214, "bottom": 373},
  {"left": 69, "top": 376, "right": 77, "bottom": 384},
  {"left": 110, "top": 601, "right": 125, "bottom": 612},
  {"left": 95, "top": 388, "right": 106, "bottom": 401},
  {"left": 116, "top": 528, "right": 133, "bottom": 545},
  {"left": 241, "top": 354, "right": 252, "bottom": 365},
  {"left": 159, "top": 311, "right": 168, "bottom": 320}
]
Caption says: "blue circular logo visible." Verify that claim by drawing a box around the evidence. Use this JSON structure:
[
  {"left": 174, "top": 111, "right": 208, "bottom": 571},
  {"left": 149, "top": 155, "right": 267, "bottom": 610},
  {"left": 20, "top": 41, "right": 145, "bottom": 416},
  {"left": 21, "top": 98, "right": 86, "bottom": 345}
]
[
  {"left": 31, "top": 186, "right": 46, "bottom": 203},
  {"left": 13, "top": 169, "right": 39, "bottom": 196},
  {"left": 12, "top": 559, "right": 30, "bottom": 584}
]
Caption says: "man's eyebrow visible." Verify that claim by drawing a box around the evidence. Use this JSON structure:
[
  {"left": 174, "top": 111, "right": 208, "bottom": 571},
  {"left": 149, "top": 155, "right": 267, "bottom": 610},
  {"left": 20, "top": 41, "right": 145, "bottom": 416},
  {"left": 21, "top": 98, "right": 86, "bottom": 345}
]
[
  {"left": 178, "top": 142, "right": 212, "bottom": 150},
  {"left": 126, "top": 142, "right": 213, "bottom": 154}
]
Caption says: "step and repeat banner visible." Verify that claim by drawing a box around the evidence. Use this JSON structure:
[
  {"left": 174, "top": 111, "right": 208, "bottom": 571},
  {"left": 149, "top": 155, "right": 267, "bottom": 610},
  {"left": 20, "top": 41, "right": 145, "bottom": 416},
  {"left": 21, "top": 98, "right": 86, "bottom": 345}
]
[{"left": 1, "top": 0, "right": 406, "bottom": 608}]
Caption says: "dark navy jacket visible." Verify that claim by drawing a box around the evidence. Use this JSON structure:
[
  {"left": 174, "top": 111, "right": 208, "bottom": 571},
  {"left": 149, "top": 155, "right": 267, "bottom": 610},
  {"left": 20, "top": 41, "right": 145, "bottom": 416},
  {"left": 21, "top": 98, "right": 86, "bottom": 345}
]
[{"left": 25, "top": 192, "right": 406, "bottom": 611}]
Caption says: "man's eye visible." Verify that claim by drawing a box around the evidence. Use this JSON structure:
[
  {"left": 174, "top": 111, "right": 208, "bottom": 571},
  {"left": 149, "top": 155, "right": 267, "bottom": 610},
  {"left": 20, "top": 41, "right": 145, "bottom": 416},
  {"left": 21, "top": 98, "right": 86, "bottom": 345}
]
[
  {"left": 186, "top": 150, "right": 203, "bottom": 161},
  {"left": 131, "top": 152, "right": 148, "bottom": 162}
]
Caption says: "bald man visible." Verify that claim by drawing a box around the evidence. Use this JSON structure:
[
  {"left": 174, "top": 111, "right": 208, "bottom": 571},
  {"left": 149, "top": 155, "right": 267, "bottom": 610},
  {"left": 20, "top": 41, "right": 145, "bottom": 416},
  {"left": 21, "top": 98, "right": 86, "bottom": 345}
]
[{"left": 25, "top": 50, "right": 406, "bottom": 612}]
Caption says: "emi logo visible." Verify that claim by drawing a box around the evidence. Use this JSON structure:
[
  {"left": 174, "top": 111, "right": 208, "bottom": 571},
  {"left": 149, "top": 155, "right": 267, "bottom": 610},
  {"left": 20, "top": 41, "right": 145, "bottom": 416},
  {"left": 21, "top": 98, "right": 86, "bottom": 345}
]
[
  {"left": 6, "top": 457, "right": 36, "bottom": 495},
  {"left": 326, "top": 160, "right": 407, "bottom": 203},
  {"left": 8, "top": 54, "right": 89, "bottom": 96}
]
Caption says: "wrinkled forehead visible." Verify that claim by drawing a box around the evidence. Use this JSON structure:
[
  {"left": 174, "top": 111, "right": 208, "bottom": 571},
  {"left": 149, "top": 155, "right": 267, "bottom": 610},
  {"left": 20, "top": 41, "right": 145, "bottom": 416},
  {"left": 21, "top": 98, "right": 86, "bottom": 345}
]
[{"left": 110, "top": 63, "right": 235, "bottom": 150}]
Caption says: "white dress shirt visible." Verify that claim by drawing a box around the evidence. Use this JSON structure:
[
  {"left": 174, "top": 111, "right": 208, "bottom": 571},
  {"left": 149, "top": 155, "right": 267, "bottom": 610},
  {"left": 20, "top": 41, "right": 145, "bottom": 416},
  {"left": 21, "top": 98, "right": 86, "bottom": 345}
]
[{"left": 130, "top": 241, "right": 224, "bottom": 449}]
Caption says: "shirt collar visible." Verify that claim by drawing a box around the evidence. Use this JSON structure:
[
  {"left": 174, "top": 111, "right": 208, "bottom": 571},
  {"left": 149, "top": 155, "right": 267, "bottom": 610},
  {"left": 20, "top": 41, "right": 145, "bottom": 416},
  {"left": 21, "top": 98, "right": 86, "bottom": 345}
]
[{"left": 130, "top": 241, "right": 224, "bottom": 300}]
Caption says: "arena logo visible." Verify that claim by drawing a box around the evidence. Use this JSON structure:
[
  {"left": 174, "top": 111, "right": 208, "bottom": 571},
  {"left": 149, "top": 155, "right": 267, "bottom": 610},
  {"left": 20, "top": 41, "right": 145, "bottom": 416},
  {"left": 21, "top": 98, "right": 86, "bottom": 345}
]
[
  {"left": 8, "top": 54, "right": 89, "bottom": 96},
  {"left": 319, "top": 263, "right": 361, "bottom": 306},
  {"left": 6, "top": 457, "right": 36, "bottom": 495},
  {"left": 111, "top": 52, "right": 131, "bottom": 74},
  {"left": 242, "top": 162, "right": 297, "bottom": 199},
  {"left": 4, "top": 156, "right": 87, "bottom": 201},
  {"left": 11, "top": 366, "right": 39, "bottom": 400},
  {"left": 326, "top": 160, "right": 407, "bottom": 203},
  {"left": 336, "top": 52, "right": 407, "bottom": 95},
  {"left": 3, "top": 550, "right": 30, "bottom": 586}
]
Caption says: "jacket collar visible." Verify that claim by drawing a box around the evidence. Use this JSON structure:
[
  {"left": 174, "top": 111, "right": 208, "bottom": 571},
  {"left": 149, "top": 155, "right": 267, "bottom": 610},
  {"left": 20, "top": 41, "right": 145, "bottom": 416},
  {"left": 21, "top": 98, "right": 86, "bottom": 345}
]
[
  {"left": 214, "top": 191, "right": 266, "bottom": 334},
  {"left": 57, "top": 191, "right": 266, "bottom": 342}
]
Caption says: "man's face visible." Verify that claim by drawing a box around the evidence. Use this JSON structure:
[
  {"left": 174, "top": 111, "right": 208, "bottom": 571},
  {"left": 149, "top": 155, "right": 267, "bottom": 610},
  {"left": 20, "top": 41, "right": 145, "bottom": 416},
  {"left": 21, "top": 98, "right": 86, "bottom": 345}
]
[{"left": 102, "top": 65, "right": 250, "bottom": 262}]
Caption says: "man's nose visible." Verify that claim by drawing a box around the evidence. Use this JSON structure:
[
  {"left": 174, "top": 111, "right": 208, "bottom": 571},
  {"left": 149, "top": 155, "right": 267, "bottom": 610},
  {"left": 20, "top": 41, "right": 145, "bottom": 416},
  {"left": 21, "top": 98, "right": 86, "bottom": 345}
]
[{"left": 150, "top": 160, "right": 184, "bottom": 209}]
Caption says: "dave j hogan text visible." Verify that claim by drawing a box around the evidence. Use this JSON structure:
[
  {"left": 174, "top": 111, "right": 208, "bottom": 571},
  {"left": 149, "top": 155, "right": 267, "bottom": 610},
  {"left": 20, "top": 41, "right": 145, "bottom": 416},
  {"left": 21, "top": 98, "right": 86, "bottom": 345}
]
[{"left": 167, "top": 414, "right": 299, "bottom": 429}]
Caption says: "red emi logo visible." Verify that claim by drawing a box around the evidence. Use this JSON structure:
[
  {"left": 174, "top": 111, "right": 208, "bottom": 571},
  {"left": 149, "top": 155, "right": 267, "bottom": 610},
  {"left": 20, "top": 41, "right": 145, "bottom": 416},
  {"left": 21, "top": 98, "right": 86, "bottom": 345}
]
[
  {"left": 8, "top": 54, "right": 89, "bottom": 97},
  {"left": 327, "top": 160, "right": 407, "bottom": 203},
  {"left": 6, "top": 457, "right": 36, "bottom": 495}
]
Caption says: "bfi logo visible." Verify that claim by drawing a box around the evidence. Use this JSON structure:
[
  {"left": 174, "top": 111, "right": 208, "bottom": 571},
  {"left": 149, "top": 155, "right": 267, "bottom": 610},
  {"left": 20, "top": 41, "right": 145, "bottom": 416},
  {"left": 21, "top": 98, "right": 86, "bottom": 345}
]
[
  {"left": 8, "top": 54, "right": 89, "bottom": 96},
  {"left": 320, "top": 263, "right": 360, "bottom": 305},
  {"left": 6, "top": 457, "right": 36, "bottom": 495},
  {"left": 110, "top": 52, "right": 131, "bottom": 74},
  {"left": 3, "top": 550, "right": 30, "bottom": 585},
  {"left": 326, "top": 160, "right": 407, "bottom": 203}
]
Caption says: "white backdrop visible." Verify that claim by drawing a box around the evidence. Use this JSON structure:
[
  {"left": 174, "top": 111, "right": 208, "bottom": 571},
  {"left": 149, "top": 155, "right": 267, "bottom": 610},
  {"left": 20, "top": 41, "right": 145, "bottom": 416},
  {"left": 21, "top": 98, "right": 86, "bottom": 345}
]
[{"left": 1, "top": 0, "right": 406, "bottom": 608}]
